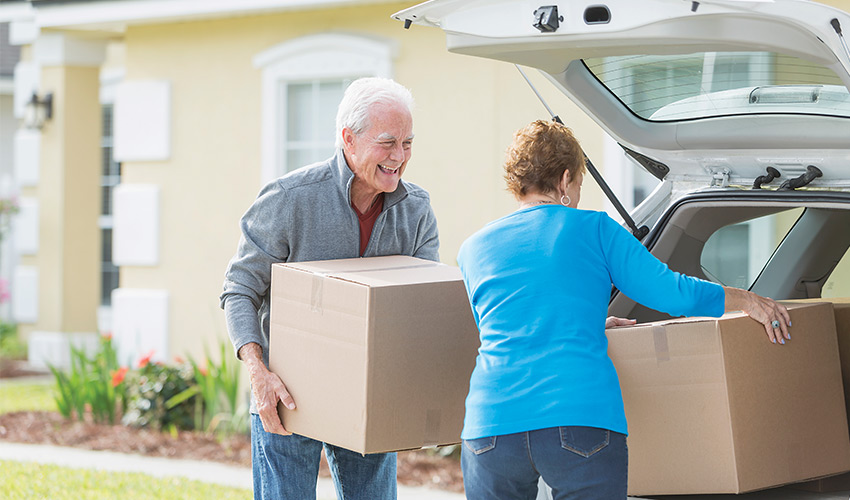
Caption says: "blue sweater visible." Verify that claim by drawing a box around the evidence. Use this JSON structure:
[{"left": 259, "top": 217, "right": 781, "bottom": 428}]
[{"left": 456, "top": 206, "right": 724, "bottom": 439}]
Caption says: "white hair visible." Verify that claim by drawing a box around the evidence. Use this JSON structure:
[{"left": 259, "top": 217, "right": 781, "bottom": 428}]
[{"left": 335, "top": 77, "right": 415, "bottom": 149}]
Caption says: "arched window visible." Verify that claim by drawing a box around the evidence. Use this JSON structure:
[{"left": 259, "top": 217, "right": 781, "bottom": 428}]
[{"left": 254, "top": 33, "right": 396, "bottom": 183}]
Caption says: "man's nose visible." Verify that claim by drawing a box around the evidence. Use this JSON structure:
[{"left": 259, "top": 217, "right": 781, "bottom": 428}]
[{"left": 388, "top": 142, "right": 405, "bottom": 162}]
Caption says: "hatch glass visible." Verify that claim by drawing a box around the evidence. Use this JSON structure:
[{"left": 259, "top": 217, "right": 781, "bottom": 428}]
[{"left": 584, "top": 51, "right": 850, "bottom": 121}]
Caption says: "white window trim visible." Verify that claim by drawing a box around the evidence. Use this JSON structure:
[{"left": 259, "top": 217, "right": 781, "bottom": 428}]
[
  {"left": 254, "top": 33, "right": 396, "bottom": 184},
  {"left": 100, "top": 67, "right": 125, "bottom": 103},
  {"left": 100, "top": 68, "right": 123, "bottom": 322}
]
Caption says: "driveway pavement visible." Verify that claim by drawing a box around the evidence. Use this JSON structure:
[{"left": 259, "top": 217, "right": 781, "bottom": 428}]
[
  {"left": 5, "top": 441, "right": 849, "bottom": 500},
  {"left": 0, "top": 441, "right": 465, "bottom": 500}
]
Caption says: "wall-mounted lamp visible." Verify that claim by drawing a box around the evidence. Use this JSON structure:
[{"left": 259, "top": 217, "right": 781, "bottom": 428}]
[{"left": 23, "top": 92, "right": 53, "bottom": 130}]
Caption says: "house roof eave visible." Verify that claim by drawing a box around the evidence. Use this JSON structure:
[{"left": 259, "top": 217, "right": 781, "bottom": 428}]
[{"left": 4, "top": 0, "right": 401, "bottom": 34}]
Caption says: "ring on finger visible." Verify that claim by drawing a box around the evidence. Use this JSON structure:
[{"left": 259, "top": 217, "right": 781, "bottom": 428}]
[{"left": 771, "top": 320, "right": 781, "bottom": 329}]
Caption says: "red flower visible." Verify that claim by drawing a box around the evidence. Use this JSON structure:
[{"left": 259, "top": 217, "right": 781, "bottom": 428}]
[
  {"left": 199, "top": 366, "right": 209, "bottom": 377},
  {"left": 137, "top": 350, "right": 156, "bottom": 368},
  {"left": 102, "top": 332, "right": 113, "bottom": 341},
  {"left": 111, "top": 367, "right": 128, "bottom": 387},
  {"left": 174, "top": 356, "right": 185, "bottom": 364}
]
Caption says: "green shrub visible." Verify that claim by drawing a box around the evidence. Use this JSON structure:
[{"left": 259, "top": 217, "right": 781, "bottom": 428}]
[
  {"left": 167, "top": 341, "right": 247, "bottom": 435},
  {"left": 121, "top": 353, "right": 197, "bottom": 431},
  {"left": 49, "top": 336, "right": 246, "bottom": 437},
  {"left": 192, "top": 341, "right": 245, "bottom": 434},
  {"left": 0, "top": 322, "right": 25, "bottom": 360},
  {"left": 49, "top": 335, "right": 124, "bottom": 424}
]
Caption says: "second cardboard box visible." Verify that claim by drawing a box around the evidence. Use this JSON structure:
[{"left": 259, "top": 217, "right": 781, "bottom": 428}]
[{"left": 607, "top": 302, "right": 850, "bottom": 495}]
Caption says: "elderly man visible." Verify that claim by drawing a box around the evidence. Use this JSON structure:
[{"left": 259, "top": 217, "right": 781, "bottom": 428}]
[{"left": 220, "top": 77, "right": 439, "bottom": 500}]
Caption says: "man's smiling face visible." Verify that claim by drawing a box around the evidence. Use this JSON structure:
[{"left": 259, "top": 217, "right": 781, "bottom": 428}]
[{"left": 343, "top": 101, "right": 414, "bottom": 206}]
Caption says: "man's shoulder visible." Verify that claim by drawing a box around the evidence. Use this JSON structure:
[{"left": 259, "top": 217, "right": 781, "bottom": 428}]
[
  {"left": 400, "top": 180, "right": 431, "bottom": 201},
  {"left": 276, "top": 160, "right": 337, "bottom": 191}
]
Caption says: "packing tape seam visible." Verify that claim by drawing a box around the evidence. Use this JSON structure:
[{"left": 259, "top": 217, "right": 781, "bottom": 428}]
[
  {"left": 653, "top": 325, "right": 670, "bottom": 363},
  {"left": 311, "top": 272, "right": 324, "bottom": 313},
  {"left": 422, "top": 409, "right": 441, "bottom": 448}
]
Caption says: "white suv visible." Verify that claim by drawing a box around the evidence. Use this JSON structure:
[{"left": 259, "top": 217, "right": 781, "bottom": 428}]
[{"left": 394, "top": 0, "right": 850, "bottom": 498}]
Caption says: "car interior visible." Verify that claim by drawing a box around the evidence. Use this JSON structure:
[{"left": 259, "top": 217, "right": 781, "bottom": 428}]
[{"left": 608, "top": 192, "right": 850, "bottom": 323}]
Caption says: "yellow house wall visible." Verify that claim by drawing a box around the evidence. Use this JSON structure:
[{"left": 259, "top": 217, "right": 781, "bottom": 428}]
[
  {"left": 818, "top": 0, "right": 849, "bottom": 11},
  {"left": 36, "top": 65, "right": 101, "bottom": 334},
  {"left": 113, "top": 0, "right": 850, "bottom": 362},
  {"left": 117, "top": 3, "right": 606, "bottom": 361},
  {"left": 60, "top": 67, "right": 102, "bottom": 332}
]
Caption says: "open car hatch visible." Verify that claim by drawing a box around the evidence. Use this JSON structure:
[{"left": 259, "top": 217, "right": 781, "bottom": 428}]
[{"left": 393, "top": 0, "right": 850, "bottom": 188}]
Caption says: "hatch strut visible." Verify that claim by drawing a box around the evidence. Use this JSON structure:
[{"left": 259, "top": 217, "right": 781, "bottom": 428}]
[
  {"left": 515, "top": 65, "right": 650, "bottom": 240},
  {"left": 831, "top": 19, "right": 850, "bottom": 66}
]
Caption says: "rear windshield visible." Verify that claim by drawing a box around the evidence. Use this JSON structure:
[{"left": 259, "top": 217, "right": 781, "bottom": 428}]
[{"left": 583, "top": 52, "right": 850, "bottom": 121}]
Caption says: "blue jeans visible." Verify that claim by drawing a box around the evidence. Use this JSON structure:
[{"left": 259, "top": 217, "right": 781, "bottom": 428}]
[
  {"left": 461, "top": 426, "right": 627, "bottom": 500},
  {"left": 251, "top": 414, "right": 397, "bottom": 500}
]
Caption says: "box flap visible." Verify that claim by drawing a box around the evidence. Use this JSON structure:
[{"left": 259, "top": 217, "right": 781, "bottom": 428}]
[
  {"left": 277, "top": 255, "right": 456, "bottom": 287},
  {"left": 626, "top": 312, "right": 748, "bottom": 330},
  {"left": 785, "top": 297, "right": 850, "bottom": 308}
]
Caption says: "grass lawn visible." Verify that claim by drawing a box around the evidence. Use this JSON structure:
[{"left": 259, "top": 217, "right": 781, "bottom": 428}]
[
  {"left": 0, "top": 380, "right": 257, "bottom": 499},
  {"left": 0, "top": 378, "right": 56, "bottom": 414},
  {"left": 0, "top": 460, "right": 251, "bottom": 499}
]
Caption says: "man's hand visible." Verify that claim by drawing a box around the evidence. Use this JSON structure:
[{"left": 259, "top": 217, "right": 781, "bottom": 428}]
[
  {"left": 606, "top": 316, "right": 637, "bottom": 329},
  {"left": 239, "top": 343, "right": 296, "bottom": 435}
]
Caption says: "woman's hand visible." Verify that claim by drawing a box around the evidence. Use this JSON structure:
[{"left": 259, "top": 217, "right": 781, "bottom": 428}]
[
  {"left": 606, "top": 316, "right": 637, "bottom": 329},
  {"left": 723, "top": 287, "right": 792, "bottom": 344}
]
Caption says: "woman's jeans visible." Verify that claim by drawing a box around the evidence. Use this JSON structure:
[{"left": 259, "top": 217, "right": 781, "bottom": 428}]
[
  {"left": 251, "top": 414, "right": 397, "bottom": 500},
  {"left": 461, "top": 426, "right": 628, "bottom": 500}
]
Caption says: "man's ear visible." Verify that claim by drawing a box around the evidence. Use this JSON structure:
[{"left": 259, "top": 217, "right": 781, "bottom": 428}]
[{"left": 341, "top": 127, "right": 355, "bottom": 151}]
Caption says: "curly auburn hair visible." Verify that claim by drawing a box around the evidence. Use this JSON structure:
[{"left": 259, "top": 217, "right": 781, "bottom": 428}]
[{"left": 503, "top": 120, "right": 586, "bottom": 197}]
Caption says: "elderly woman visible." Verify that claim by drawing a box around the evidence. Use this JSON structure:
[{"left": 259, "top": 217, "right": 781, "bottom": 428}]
[{"left": 455, "top": 120, "right": 790, "bottom": 500}]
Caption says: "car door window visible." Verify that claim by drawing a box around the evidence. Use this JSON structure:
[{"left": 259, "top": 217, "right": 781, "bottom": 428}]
[{"left": 700, "top": 208, "right": 803, "bottom": 289}]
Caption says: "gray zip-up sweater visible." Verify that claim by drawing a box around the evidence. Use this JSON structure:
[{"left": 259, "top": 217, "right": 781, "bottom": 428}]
[{"left": 220, "top": 149, "right": 440, "bottom": 378}]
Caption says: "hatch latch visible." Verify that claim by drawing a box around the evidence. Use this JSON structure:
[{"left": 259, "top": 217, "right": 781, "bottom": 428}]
[
  {"left": 533, "top": 6, "right": 562, "bottom": 33},
  {"left": 710, "top": 168, "right": 730, "bottom": 188}
]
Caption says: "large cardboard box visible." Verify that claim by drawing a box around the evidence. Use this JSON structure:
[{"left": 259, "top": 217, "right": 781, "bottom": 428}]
[
  {"left": 793, "top": 473, "right": 850, "bottom": 494},
  {"left": 607, "top": 302, "right": 850, "bottom": 495},
  {"left": 269, "top": 255, "right": 480, "bottom": 454},
  {"left": 785, "top": 299, "right": 850, "bottom": 431},
  {"left": 789, "top": 298, "right": 850, "bottom": 493}
]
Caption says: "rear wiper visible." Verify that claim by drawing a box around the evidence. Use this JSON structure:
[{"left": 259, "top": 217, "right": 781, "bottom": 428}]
[{"left": 515, "top": 65, "right": 650, "bottom": 240}]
